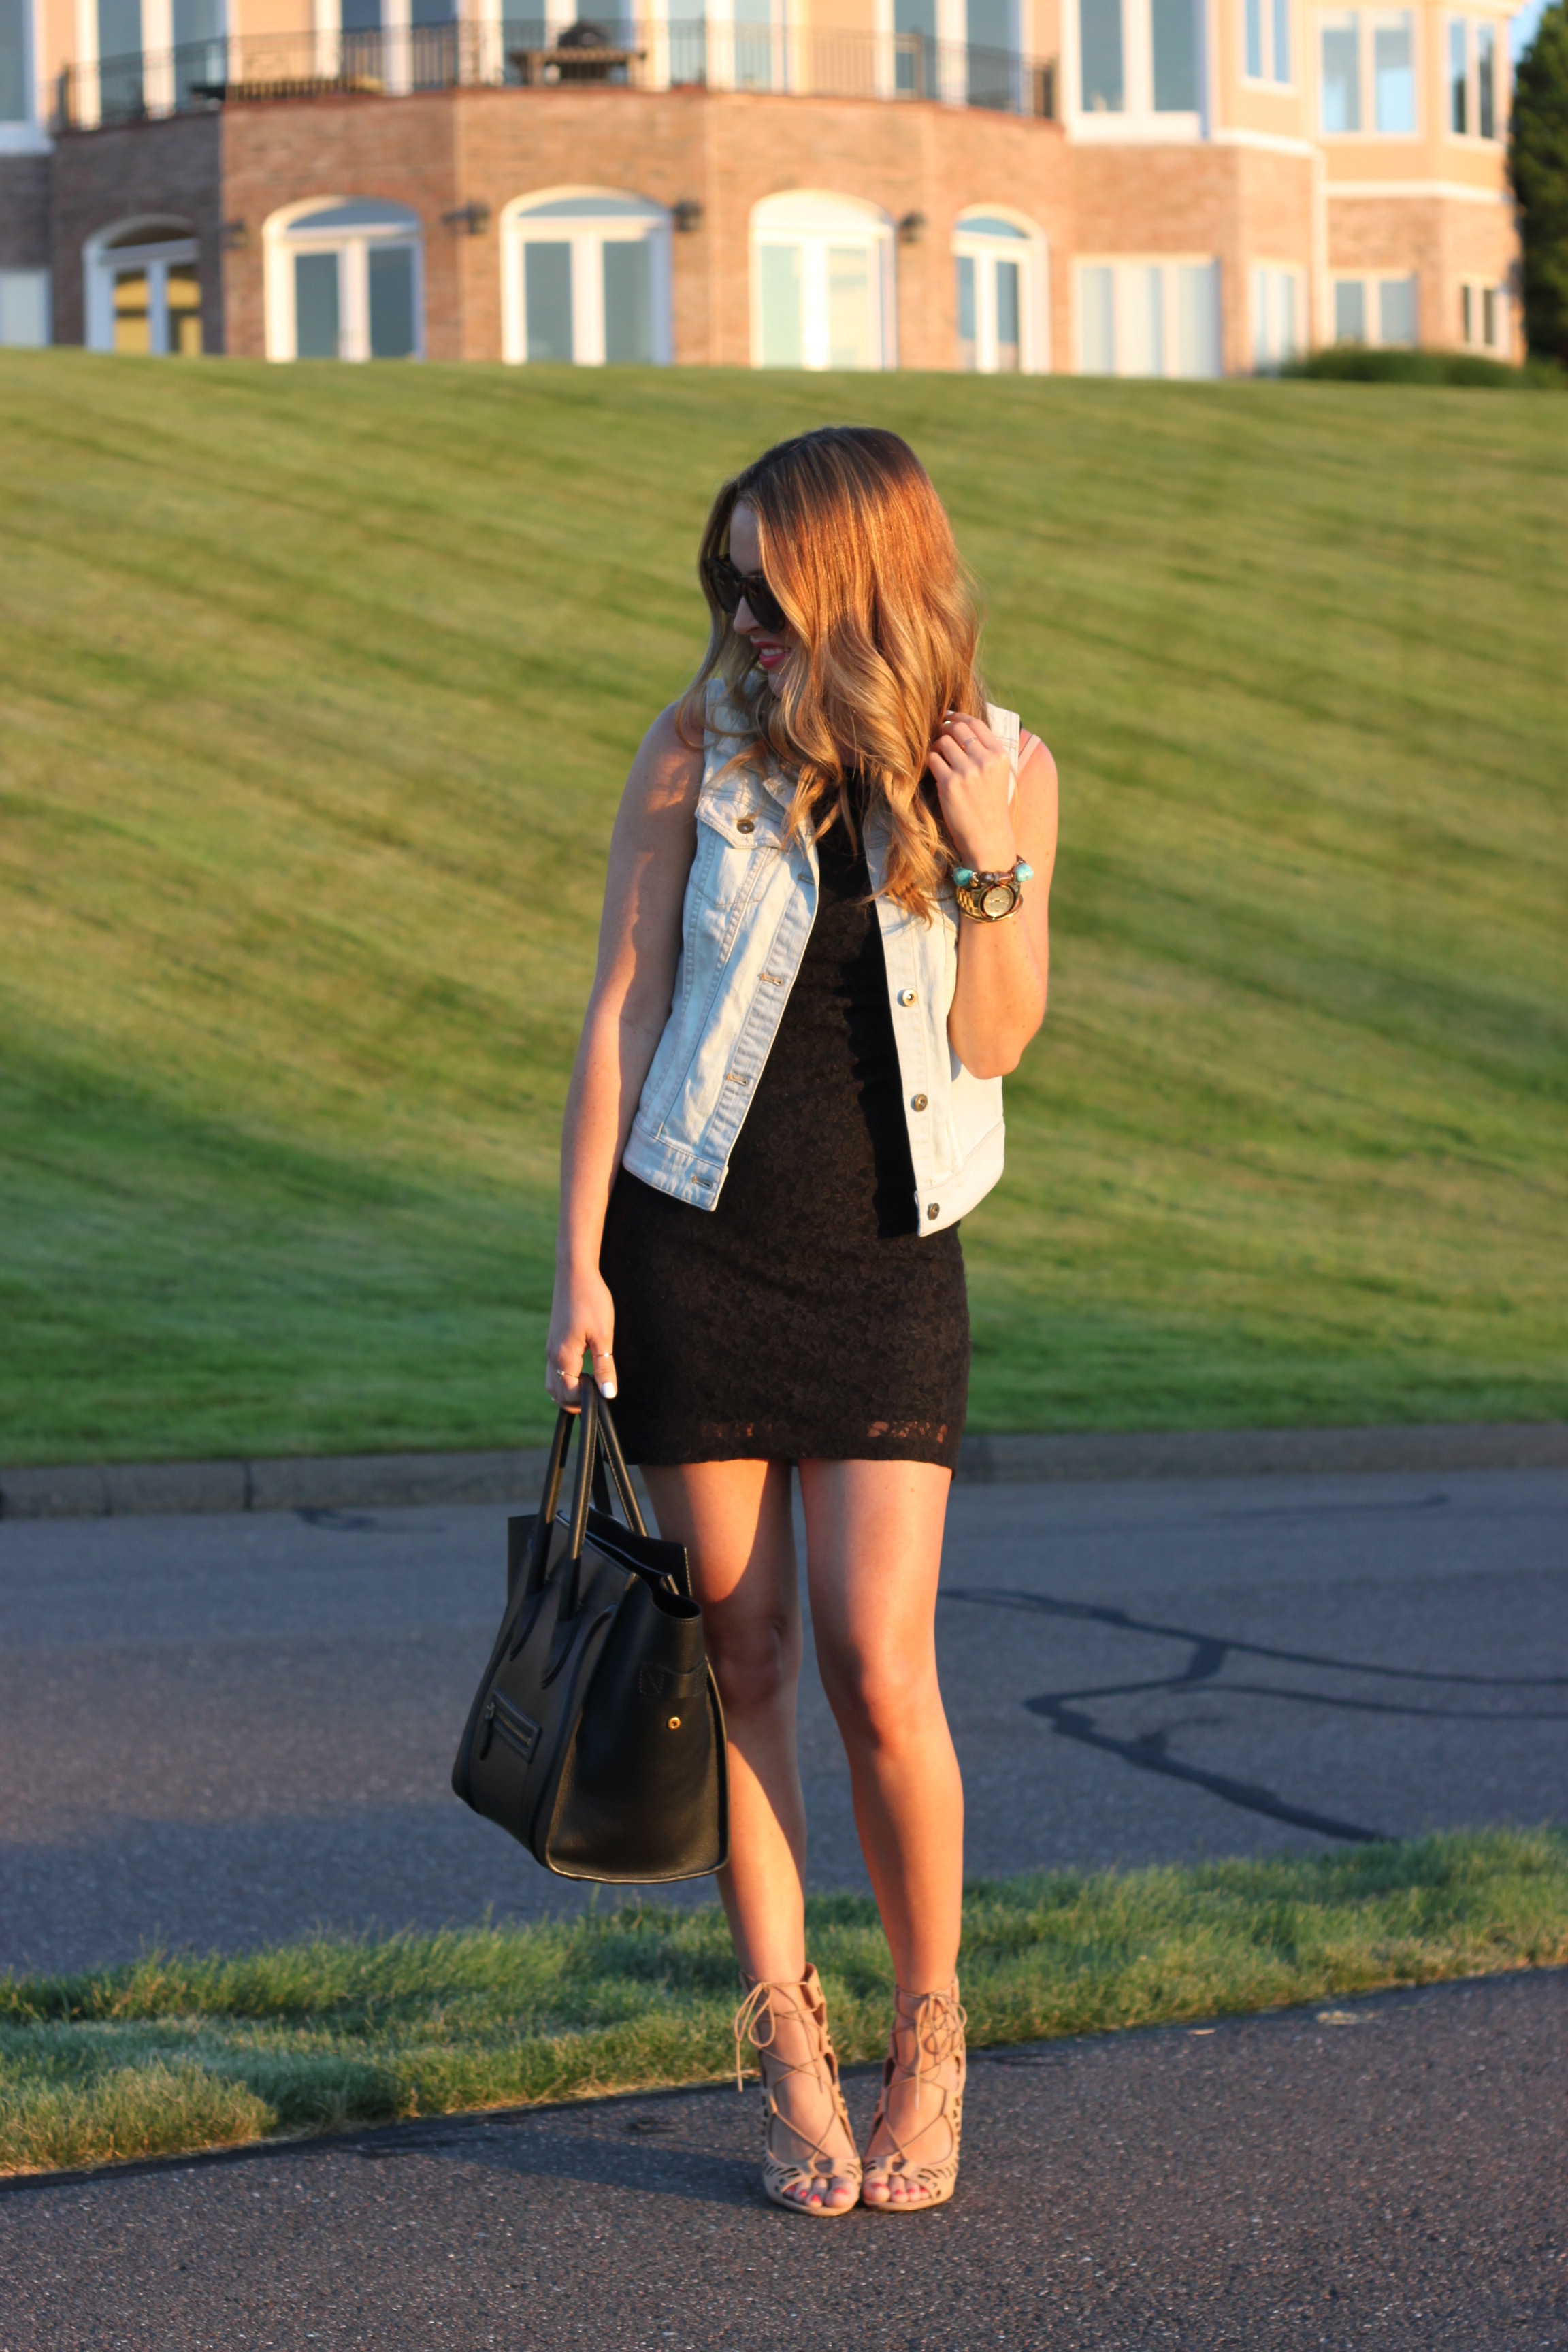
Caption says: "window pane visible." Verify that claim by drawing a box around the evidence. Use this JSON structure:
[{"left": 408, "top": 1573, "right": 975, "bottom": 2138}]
[
  {"left": 956, "top": 252, "right": 977, "bottom": 369},
  {"left": 1320, "top": 15, "right": 1360, "bottom": 129},
  {"left": 1460, "top": 281, "right": 1473, "bottom": 342},
  {"left": 1477, "top": 21, "right": 1493, "bottom": 135},
  {"left": 113, "top": 267, "right": 150, "bottom": 354},
  {"left": 603, "top": 237, "right": 653, "bottom": 363},
  {"left": 1176, "top": 260, "right": 1219, "bottom": 376},
  {"left": 1245, "top": 0, "right": 1262, "bottom": 76},
  {"left": 1333, "top": 277, "right": 1365, "bottom": 340},
  {"left": 1079, "top": 0, "right": 1124, "bottom": 110},
  {"left": 0, "top": 269, "right": 50, "bottom": 344},
  {"left": 1152, "top": 0, "right": 1197, "bottom": 105},
  {"left": 966, "top": 0, "right": 1011, "bottom": 106},
  {"left": 1482, "top": 284, "right": 1496, "bottom": 344},
  {"left": 1378, "top": 274, "right": 1416, "bottom": 344},
  {"left": 1079, "top": 264, "right": 1115, "bottom": 372},
  {"left": 524, "top": 240, "right": 574, "bottom": 361},
  {"left": 165, "top": 260, "right": 203, "bottom": 355},
  {"left": 172, "top": 0, "right": 221, "bottom": 44},
  {"left": 734, "top": 0, "right": 772, "bottom": 89},
  {"left": 1373, "top": 12, "right": 1414, "bottom": 131},
  {"left": 996, "top": 257, "right": 1021, "bottom": 370},
  {"left": 1448, "top": 17, "right": 1467, "bottom": 130},
  {"left": 758, "top": 242, "right": 803, "bottom": 367},
  {"left": 0, "top": 0, "right": 25, "bottom": 120},
  {"left": 97, "top": 0, "right": 143, "bottom": 116},
  {"left": 1279, "top": 270, "right": 1296, "bottom": 353},
  {"left": 826, "top": 244, "right": 873, "bottom": 370},
  {"left": 1122, "top": 263, "right": 1163, "bottom": 376},
  {"left": 368, "top": 244, "right": 416, "bottom": 358},
  {"left": 895, "top": 0, "right": 936, "bottom": 93},
  {"left": 294, "top": 250, "right": 340, "bottom": 359},
  {"left": 1252, "top": 263, "right": 1269, "bottom": 365},
  {"left": 1271, "top": 0, "right": 1290, "bottom": 78}
]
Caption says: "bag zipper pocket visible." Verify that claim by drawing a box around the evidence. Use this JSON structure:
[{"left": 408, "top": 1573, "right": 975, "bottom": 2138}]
[{"left": 480, "top": 1688, "right": 540, "bottom": 1764}]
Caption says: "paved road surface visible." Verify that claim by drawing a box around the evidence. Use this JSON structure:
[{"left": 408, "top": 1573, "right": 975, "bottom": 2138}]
[
  {"left": 1, "top": 1469, "right": 1565, "bottom": 1974},
  {"left": 1, "top": 1970, "right": 1563, "bottom": 2349}
]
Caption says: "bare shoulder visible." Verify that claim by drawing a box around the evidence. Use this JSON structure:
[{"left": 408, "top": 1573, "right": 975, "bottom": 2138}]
[{"left": 614, "top": 703, "right": 705, "bottom": 845}]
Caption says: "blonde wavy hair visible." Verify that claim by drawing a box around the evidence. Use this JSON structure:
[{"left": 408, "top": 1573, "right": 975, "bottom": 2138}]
[{"left": 676, "top": 427, "right": 985, "bottom": 917}]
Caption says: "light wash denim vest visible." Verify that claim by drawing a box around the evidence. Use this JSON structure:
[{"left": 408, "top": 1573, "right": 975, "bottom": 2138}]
[{"left": 621, "top": 680, "right": 1019, "bottom": 1237}]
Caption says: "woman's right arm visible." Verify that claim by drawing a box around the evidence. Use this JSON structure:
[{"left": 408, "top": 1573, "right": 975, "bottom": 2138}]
[{"left": 546, "top": 705, "right": 704, "bottom": 1409}]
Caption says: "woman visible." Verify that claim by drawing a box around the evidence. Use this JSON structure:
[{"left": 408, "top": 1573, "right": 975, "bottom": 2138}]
[{"left": 546, "top": 426, "right": 1056, "bottom": 2217}]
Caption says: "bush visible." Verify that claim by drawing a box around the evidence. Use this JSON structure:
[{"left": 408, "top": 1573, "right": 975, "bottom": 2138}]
[{"left": 1281, "top": 345, "right": 1563, "bottom": 387}]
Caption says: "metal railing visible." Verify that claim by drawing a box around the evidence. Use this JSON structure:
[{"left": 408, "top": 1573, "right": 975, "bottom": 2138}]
[{"left": 59, "top": 20, "right": 1056, "bottom": 129}]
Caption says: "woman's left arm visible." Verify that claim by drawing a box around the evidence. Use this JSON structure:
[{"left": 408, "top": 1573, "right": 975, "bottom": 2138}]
[{"left": 932, "top": 716, "right": 1058, "bottom": 1079}]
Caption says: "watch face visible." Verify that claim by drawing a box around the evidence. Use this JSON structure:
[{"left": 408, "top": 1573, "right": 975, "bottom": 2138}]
[{"left": 981, "top": 882, "right": 1017, "bottom": 919}]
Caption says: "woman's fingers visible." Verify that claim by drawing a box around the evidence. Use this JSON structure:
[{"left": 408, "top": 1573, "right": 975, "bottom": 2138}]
[
  {"left": 588, "top": 1337, "right": 618, "bottom": 1401},
  {"left": 547, "top": 1335, "right": 617, "bottom": 1409}
]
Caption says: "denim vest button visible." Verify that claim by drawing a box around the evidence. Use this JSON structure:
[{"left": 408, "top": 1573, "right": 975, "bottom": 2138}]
[
  {"left": 737, "top": 817, "right": 756, "bottom": 834},
  {"left": 911, "top": 1094, "right": 928, "bottom": 1111},
  {"left": 898, "top": 988, "right": 917, "bottom": 1007},
  {"left": 927, "top": 1203, "right": 940, "bottom": 1219}
]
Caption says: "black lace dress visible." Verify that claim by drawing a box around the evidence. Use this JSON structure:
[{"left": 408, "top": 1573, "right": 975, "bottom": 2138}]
[{"left": 598, "top": 798, "right": 969, "bottom": 1468}]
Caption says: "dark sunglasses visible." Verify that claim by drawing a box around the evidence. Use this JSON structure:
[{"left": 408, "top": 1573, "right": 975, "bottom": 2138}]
[{"left": 703, "top": 555, "right": 789, "bottom": 637}]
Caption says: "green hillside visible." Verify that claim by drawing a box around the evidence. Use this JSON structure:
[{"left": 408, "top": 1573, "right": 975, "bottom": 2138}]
[{"left": 1, "top": 354, "right": 1564, "bottom": 1463}]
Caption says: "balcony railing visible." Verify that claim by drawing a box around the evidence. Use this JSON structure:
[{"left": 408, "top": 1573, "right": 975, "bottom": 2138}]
[{"left": 59, "top": 20, "right": 1056, "bottom": 130}]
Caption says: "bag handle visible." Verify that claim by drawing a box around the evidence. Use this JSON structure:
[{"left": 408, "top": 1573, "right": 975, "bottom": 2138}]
[{"left": 535, "top": 1379, "right": 649, "bottom": 1618}]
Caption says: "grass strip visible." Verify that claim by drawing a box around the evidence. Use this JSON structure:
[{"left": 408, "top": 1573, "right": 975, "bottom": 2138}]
[{"left": 3, "top": 1829, "right": 1564, "bottom": 2179}]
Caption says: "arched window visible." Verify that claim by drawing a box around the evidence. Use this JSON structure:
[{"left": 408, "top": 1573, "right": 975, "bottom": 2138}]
[
  {"left": 84, "top": 219, "right": 203, "bottom": 356},
  {"left": 750, "top": 193, "right": 895, "bottom": 372},
  {"left": 264, "top": 199, "right": 422, "bottom": 363},
  {"left": 501, "top": 191, "right": 671, "bottom": 366},
  {"left": 953, "top": 211, "right": 1047, "bottom": 373}
]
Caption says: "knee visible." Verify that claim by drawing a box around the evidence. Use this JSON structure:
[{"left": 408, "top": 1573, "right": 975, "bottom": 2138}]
[
  {"left": 708, "top": 1612, "right": 800, "bottom": 1720},
  {"left": 819, "top": 1645, "right": 934, "bottom": 1754}
]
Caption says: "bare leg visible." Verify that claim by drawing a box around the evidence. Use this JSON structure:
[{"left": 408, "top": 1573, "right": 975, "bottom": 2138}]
[
  {"left": 642, "top": 1459, "right": 860, "bottom": 2212},
  {"left": 799, "top": 1457, "right": 964, "bottom": 2205}
]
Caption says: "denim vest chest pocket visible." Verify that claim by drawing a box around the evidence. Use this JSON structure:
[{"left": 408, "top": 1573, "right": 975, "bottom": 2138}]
[{"left": 690, "top": 773, "right": 787, "bottom": 918}]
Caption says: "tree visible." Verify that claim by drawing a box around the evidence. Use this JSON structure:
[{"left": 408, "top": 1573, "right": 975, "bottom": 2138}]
[{"left": 1510, "top": 0, "right": 1568, "bottom": 363}]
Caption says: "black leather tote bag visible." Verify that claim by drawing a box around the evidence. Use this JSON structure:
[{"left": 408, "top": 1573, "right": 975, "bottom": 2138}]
[{"left": 451, "top": 1384, "right": 728, "bottom": 1882}]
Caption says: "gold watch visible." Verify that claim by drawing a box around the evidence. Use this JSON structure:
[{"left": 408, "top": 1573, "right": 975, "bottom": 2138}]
[{"left": 953, "top": 859, "right": 1034, "bottom": 921}]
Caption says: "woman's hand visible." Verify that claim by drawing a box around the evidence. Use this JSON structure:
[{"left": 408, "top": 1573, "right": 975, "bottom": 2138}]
[
  {"left": 546, "top": 1265, "right": 617, "bottom": 1411},
  {"left": 926, "top": 713, "right": 1017, "bottom": 874}
]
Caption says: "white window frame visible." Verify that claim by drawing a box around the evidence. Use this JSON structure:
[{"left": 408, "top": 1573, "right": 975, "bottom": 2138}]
[
  {"left": 1241, "top": 0, "right": 1293, "bottom": 84},
  {"left": 952, "top": 210, "right": 1050, "bottom": 373},
  {"left": 1074, "top": 254, "right": 1223, "bottom": 376},
  {"left": 1329, "top": 270, "right": 1418, "bottom": 344},
  {"left": 1458, "top": 276, "right": 1507, "bottom": 351},
  {"left": 1445, "top": 14, "right": 1499, "bottom": 141},
  {"left": 749, "top": 191, "right": 897, "bottom": 372},
  {"left": 1317, "top": 6, "right": 1420, "bottom": 138},
  {"left": 1250, "top": 260, "right": 1303, "bottom": 367},
  {"left": 1066, "top": 0, "right": 1207, "bottom": 138},
  {"left": 500, "top": 189, "right": 672, "bottom": 367},
  {"left": 83, "top": 218, "right": 202, "bottom": 354},
  {"left": 263, "top": 197, "right": 424, "bottom": 363}
]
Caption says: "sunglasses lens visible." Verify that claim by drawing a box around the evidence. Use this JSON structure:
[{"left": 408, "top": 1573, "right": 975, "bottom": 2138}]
[
  {"left": 706, "top": 559, "right": 742, "bottom": 615},
  {"left": 749, "top": 579, "right": 787, "bottom": 634}
]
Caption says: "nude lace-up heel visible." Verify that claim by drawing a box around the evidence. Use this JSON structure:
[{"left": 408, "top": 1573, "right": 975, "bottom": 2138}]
[
  {"left": 861, "top": 1980, "right": 967, "bottom": 2214},
  {"left": 733, "top": 1965, "right": 863, "bottom": 2217}
]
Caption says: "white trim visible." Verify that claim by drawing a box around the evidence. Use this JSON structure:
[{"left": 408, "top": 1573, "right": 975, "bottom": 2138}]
[
  {"left": 1327, "top": 175, "right": 1509, "bottom": 199},
  {"left": 1074, "top": 250, "right": 1224, "bottom": 374},
  {"left": 83, "top": 218, "right": 202, "bottom": 353},
  {"left": 499, "top": 186, "right": 673, "bottom": 367},
  {"left": 263, "top": 195, "right": 425, "bottom": 362},
  {"left": 1071, "top": 110, "right": 1205, "bottom": 138},
  {"left": 0, "top": 120, "right": 50, "bottom": 150},
  {"left": 749, "top": 190, "right": 896, "bottom": 370},
  {"left": 1212, "top": 124, "right": 1316, "bottom": 152},
  {"left": 952, "top": 208, "right": 1049, "bottom": 372}
]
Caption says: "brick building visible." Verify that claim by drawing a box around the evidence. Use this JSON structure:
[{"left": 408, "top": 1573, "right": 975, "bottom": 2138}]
[{"left": 0, "top": 0, "right": 1520, "bottom": 368}]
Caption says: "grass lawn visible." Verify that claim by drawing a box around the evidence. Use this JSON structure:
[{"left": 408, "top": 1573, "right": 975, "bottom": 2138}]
[
  {"left": 2, "top": 1831, "right": 1565, "bottom": 2177},
  {"left": 1, "top": 355, "right": 1564, "bottom": 1460}
]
